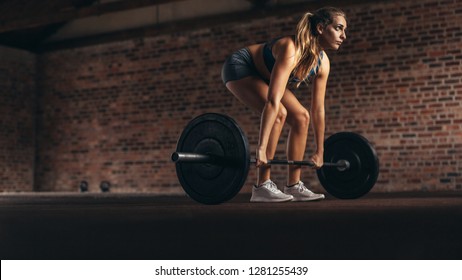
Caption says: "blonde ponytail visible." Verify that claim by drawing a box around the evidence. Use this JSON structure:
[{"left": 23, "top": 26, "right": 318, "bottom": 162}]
[
  {"left": 293, "top": 12, "right": 321, "bottom": 87},
  {"left": 292, "top": 7, "right": 346, "bottom": 88}
]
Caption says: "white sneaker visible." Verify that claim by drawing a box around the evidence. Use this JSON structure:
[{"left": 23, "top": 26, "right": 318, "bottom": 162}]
[
  {"left": 250, "top": 180, "right": 294, "bottom": 202},
  {"left": 284, "top": 181, "right": 325, "bottom": 202}
]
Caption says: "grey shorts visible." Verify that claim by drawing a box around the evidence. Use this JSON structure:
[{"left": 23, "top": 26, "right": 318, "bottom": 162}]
[{"left": 221, "top": 48, "right": 261, "bottom": 85}]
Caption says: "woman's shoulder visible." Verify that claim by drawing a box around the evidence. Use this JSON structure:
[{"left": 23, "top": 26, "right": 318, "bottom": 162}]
[
  {"left": 273, "top": 36, "right": 296, "bottom": 57},
  {"left": 318, "top": 51, "right": 330, "bottom": 77},
  {"left": 320, "top": 51, "right": 330, "bottom": 64},
  {"left": 274, "top": 36, "right": 296, "bottom": 48}
]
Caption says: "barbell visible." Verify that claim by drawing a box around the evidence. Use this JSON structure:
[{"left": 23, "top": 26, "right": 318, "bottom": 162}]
[{"left": 172, "top": 113, "right": 379, "bottom": 204}]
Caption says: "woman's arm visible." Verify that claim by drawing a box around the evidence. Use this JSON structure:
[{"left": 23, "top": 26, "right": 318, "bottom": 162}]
[
  {"left": 256, "top": 39, "right": 296, "bottom": 165},
  {"left": 310, "top": 53, "right": 330, "bottom": 168}
]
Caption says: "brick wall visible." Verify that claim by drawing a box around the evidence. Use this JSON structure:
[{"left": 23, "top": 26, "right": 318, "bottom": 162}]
[
  {"left": 327, "top": 0, "right": 462, "bottom": 192},
  {"left": 30, "top": 0, "right": 462, "bottom": 193},
  {"left": 0, "top": 46, "right": 36, "bottom": 192}
]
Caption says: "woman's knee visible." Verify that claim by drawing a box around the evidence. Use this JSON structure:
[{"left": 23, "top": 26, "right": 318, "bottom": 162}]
[
  {"left": 275, "top": 106, "right": 287, "bottom": 125},
  {"left": 287, "top": 109, "right": 310, "bottom": 129}
]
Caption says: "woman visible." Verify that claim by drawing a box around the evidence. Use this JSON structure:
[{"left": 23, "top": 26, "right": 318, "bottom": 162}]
[{"left": 221, "top": 7, "right": 347, "bottom": 202}]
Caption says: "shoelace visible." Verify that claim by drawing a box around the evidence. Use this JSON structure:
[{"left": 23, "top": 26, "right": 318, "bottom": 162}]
[
  {"left": 295, "top": 181, "right": 314, "bottom": 194},
  {"left": 268, "top": 181, "right": 282, "bottom": 193}
]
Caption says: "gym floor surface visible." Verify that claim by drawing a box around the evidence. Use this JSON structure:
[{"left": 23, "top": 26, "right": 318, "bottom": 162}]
[{"left": 1, "top": 192, "right": 461, "bottom": 260}]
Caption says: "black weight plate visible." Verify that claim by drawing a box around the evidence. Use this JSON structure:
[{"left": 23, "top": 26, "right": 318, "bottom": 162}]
[
  {"left": 175, "top": 113, "right": 250, "bottom": 204},
  {"left": 316, "top": 132, "right": 379, "bottom": 199}
]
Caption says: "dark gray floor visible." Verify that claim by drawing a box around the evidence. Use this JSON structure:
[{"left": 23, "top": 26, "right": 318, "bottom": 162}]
[{"left": 1, "top": 192, "right": 461, "bottom": 259}]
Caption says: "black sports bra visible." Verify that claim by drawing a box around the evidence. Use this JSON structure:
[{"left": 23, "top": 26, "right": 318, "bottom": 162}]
[{"left": 263, "top": 37, "right": 323, "bottom": 83}]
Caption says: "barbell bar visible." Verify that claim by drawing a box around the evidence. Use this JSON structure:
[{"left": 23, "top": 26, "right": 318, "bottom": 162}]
[
  {"left": 172, "top": 113, "right": 380, "bottom": 204},
  {"left": 172, "top": 151, "right": 351, "bottom": 170}
]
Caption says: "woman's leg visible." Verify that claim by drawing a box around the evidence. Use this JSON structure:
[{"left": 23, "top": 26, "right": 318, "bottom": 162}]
[
  {"left": 281, "top": 89, "right": 311, "bottom": 186},
  {"left": 226, "top": 76, "right": 287, "bottom": 186}
]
